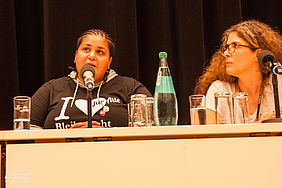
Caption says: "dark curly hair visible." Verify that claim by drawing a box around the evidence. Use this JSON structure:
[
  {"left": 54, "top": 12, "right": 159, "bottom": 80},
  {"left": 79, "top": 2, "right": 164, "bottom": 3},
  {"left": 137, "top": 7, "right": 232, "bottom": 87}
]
[{"left": 194, "top": 20, "right": 282, "bottom": 95}]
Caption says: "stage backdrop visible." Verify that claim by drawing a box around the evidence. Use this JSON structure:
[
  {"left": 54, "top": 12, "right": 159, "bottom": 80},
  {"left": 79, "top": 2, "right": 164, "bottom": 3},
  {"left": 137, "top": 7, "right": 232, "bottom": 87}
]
[{"left": 1, "top": 0, "right": 281, "bottom": 129}]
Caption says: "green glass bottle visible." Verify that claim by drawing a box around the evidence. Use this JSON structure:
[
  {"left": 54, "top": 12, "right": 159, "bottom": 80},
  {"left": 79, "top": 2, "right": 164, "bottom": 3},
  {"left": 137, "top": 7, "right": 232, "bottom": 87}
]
[{"left": 153, "top": 52, "right": 178, "bottom": 126}]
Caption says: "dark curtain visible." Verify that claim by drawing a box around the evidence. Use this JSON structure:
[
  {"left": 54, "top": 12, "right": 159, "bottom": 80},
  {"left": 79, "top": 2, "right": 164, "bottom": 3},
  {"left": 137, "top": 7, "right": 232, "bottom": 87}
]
[{"left": 1, "top": 0, "right": 281, "bottom": 129}]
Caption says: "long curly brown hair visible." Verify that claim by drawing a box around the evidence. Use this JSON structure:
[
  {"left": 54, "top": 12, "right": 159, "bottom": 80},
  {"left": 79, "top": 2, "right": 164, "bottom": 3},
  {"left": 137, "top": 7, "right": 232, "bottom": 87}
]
[{"left": 194, "top": 20, "right": 282, "bottom": 95}]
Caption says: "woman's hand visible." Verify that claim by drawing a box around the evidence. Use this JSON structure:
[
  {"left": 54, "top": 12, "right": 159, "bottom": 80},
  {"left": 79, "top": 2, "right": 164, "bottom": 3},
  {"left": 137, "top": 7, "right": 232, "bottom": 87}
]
[{"left": 70, "top": 121, "right": 103, "bottom": 128}]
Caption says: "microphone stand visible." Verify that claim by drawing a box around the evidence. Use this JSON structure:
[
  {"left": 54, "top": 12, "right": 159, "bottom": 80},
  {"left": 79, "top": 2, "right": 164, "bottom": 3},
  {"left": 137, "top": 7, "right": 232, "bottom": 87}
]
[
  {"left": 87, "top": 89, "right": 92, "bottom": 128},
  {"left": 262, "top": 65, "right": 282, "bottom": 123},
  {"left": 80, "top": 64, "right": 95, "bottom": 128}
]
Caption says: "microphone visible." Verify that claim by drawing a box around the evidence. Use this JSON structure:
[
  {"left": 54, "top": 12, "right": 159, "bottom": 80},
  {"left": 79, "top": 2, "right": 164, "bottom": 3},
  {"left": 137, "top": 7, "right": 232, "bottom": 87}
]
[
  {"left": 258, "top": 50, "right": 276, "bottom": 70},
  {"left": 258, "top": 50, "right": 282, "bottom": 123},
  {"left": 80, "top": 64, "right": 95, "bottom": 90}
]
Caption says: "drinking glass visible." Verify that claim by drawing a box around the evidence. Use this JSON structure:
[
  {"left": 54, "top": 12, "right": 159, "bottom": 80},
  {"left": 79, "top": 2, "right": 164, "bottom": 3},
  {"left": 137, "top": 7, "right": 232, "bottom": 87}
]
[
  {"left": 215, "top": 92, "right": 233, "bottom": 124},
  {"left": 189, "top": 95, "right": 206, "bottom": 125},
  {"left": 145, "top": 97, "right": 154, "bottom": 126},
  {"left": 127, "top": 103, "right": 133, "bottom": 127},
  {"left": 130, "top": 94, "right": 147, "bottom": 127},
  {"left": 13, "top": 96, "right": 31, "bottom": 130},
  {"left": 233, "top": 92, "right": 249, "bottom": 124}
]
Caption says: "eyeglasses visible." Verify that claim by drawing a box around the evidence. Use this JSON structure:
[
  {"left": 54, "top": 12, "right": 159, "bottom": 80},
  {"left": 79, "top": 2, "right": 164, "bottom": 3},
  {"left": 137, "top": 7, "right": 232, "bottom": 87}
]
[{"left": 221, "top": 43, "right": 259, "bottom": 54}]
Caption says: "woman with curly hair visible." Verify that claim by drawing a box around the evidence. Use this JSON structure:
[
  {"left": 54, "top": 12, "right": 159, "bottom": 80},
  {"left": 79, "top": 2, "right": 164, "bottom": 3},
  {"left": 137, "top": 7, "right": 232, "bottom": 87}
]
[{"left": 194, "top": 20, "right": 282, "bottom": 124}]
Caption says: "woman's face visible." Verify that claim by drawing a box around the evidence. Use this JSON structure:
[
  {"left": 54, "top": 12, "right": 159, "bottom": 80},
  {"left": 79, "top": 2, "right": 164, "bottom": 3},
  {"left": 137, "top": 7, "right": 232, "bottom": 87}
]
[
  {"left": 74, "top": 34, "right": 112, "bottom": 83},
  {"left": 223, "top": 32, "right": 260, "bottom": 77}
]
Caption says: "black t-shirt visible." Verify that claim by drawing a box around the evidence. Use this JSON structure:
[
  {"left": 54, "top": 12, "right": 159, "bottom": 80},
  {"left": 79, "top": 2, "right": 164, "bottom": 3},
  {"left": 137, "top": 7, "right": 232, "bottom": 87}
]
[{"left": 31, "top": 75, "right": 152, "bottom": 129}]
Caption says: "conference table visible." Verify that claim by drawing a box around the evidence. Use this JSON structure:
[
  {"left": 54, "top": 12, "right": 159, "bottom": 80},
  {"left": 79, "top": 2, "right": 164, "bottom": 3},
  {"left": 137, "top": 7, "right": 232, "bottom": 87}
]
[{"left": 1, "top": 123, "right": 282, "bottom": 188}]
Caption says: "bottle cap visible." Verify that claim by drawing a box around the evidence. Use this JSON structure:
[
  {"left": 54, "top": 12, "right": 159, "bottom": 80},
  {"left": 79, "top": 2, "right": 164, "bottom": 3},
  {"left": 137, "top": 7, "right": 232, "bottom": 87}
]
[{"left": 159, "top": 52, "right": 167, "bottom": 59}]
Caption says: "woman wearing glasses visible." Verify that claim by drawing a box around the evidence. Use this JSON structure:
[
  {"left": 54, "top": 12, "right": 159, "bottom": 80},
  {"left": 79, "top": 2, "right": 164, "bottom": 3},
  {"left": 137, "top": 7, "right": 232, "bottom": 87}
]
[{"left": 194, "top": 20, "right": 282, "bottom": 123}]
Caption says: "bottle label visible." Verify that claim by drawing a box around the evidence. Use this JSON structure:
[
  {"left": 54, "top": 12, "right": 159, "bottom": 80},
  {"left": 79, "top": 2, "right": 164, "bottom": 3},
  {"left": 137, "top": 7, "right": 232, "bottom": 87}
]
[{"left": 155, "top": 76, "right": 176, "bottom": 93}]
